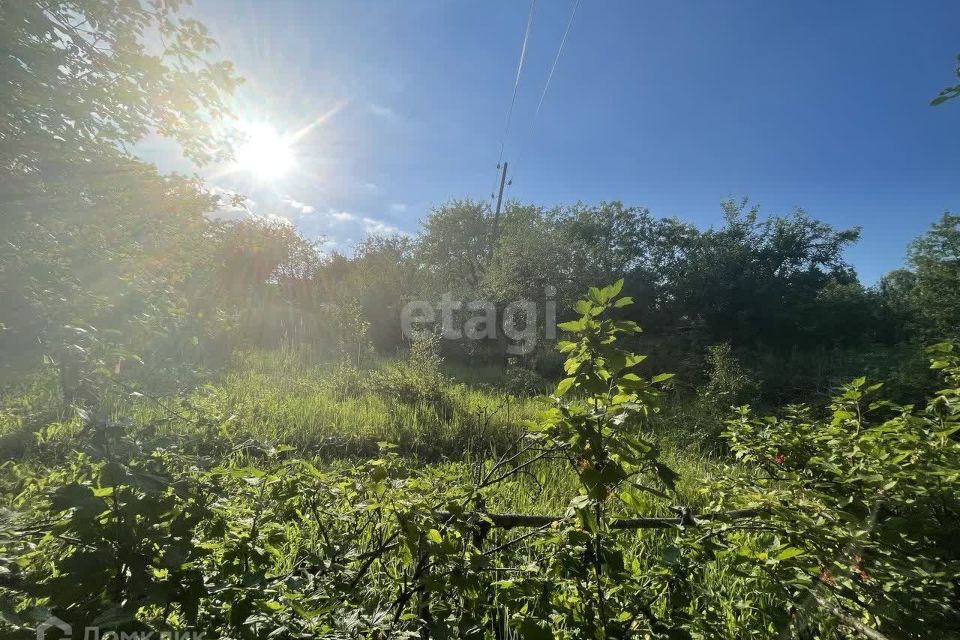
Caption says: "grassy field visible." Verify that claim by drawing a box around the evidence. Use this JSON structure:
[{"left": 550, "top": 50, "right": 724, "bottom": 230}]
[
  {"left": 1, "top": 355, "right": 730, "bottom": 515},
  {"left": 1, "top": 347, "right": 722, "bottom": 497},
  {"left": 0, "top": 347, "right": 911, "bottom": 638}
]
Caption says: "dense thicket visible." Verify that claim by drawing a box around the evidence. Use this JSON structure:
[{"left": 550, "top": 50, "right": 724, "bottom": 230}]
[
  {"left": 6, "top": 169, "right": 959, "bottom": 410},
  {"left": 256, "top": 198, "right": 958, "bottom": 406}
]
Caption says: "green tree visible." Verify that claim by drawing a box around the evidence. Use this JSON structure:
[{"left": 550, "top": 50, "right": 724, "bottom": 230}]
[
  {"left": 484, "top": 203, "right": 560, "bottom": 303},
  {"left": 0, "top": 0, "right": 239, "bottom": 173},
  {"left": 415, "top": 199, "right": 491, "bottom": 298},
  {"left": 907, "top": 212, "right": 960, "bottom": 339},
  {"left": 876, "top": 268, "right": 919, "bottom": 342},
  {"left": 346, "top": 234, "right": 419, "bottom": 352},
  {"left": 672, "top": 199, "right": 861, "bottom": 349},
  {"left": 0, "top": 0, "right": 240, "bottom": 400}
]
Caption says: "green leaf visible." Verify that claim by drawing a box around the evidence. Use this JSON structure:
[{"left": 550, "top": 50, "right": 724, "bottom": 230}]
[
  {"left": 612, "top": 320, "right": 640, "bottom": 333},
  {"left": 625, "top": 354, "right": 647, "bottom": 367},
  {"left": 775, "top": 547, "right": 806, "bottom": 561},
  {"left": 609, "top": 279, "right": 624, "bottom": 296},
  {"left": 557, "top": 340, "right": 577, "bottom": 353},
  {"left": 91, "top": 606, "right": 137, "bottom": 628},
  {"left": 557, "top": 319, "right": 585, "bottom": 332},
  {"left": 257, "top": 600, "right": 284, "bottom": 613},
  {"left": 569, "top": 495, "right": 592, "bottom": 510},
  {"left": 655, "top": 462, "right": 678, "bottom": 491},
  {"left": 427, "top": 528, "right": 442, "bottom": 543},
  {"left": 555, "top": 377, "right": 576, "bottom": 397}
]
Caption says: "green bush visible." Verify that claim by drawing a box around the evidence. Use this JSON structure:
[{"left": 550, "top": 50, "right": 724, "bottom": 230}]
[
  {"left": 710, "top": 342, "right": 960, "bottom": 637},
  {"left": 503, "top": 362, "right": 549, "bottom": 396},
  {"left": 372, "top": 334, "right": 449, "bottom": 408}
]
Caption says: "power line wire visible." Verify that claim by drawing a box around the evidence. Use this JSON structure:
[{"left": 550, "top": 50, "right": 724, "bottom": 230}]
[
  {"left": 497, "top": 0, "right": 537, "bottom": 167},
  {"left": 491, "top": 0, "right": 537, "bottom": 200},
  {"left": 514, "top": 0, "right": 581, "bottom": 173},
  {"left": 534, "top": 0, "right": 580, "bottom": 120}
]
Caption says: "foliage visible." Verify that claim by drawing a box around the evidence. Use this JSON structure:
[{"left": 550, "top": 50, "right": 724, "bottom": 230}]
[
  {"left": 712, "top": 343, "right": 960, "bottom": 638},
  {"left": 931, "top": 53, "right": 960, "bottom": 106},
  {"left": 503, "top": 363, "right": 549, "bottom": 397},
  {"left": 0, "top": 0, "right": 241, "bottom": 409},
  {"left": 332, "top": 299, "right": 372, "bottom": 367},
  {"left": 415, "top": 200, "right": 492, "bottom": 297},
  {"left": 906, "top": 213, "right": 960, "bottom": 340},
  {"left": 665, "top": 343, "right": 760, "bottom": 452},
  {"left": 515, "top": 280, "right": 684, "bottom": 637},
  {"left": 670, "top": 199, "right": 861, "bottom": 349},
  {"left": 1, "top": 285, "right": 960, "bottom": 639},
  {"left": 698, "top": 343, "right": 759, "bottom": 408},
  {"left": 3, "top": 1, "right": 960, "bottom": 637},
  {"left": 321, "top": 196, "right": 893, "bottom": 398},
  {"left": 372, "top": 333, "right": 450, "bottom": 410},
  {"left": 1, "top": 0, "right": 240, "bottom": 173}
]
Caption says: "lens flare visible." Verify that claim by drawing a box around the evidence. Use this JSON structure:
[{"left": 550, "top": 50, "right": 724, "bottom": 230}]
[{"left": 234, "top": 123, "right": 295, "bottom": 181}]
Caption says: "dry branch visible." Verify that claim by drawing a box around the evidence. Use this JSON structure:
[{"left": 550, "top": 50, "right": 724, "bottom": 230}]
[{"left": 432, "top": 507, "right": 762, "bottom": 530}]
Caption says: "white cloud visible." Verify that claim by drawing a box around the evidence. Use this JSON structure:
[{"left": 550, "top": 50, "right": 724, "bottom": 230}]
[
  {"left": 362, "top": 216, "right": 401, "bottom": 235},
  {"left": 368, "top": 103, "right": 396, "bottom": 119},
  {"left": 389, "top": 202, "right": 408, "bottom": 213},
  {"left": 207, "top": 186, "right": 255, "bottom": 221},
  {"left": 281, "top": 195, "right": 315, "bottom": 215},
  {"left": 330, "top": 210, "right": 355, "bottom": 222},
  {"left": 292, "top": 208, "right": 358, "bottom": 243}
]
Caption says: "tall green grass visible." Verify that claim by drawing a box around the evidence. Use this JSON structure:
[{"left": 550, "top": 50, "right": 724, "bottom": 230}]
[{"left": 0, "top": 348, "right": 783, "bottom": 637}]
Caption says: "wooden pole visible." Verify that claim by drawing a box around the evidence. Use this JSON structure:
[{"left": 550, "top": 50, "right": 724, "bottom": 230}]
[{"left": 487, "top": 162, "right": 509, "bottom": 261}]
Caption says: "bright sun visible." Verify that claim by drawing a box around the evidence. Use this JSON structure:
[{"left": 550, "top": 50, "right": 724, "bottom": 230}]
[{"left": 234, "top": 123, "right": 295, "bottom": 181}]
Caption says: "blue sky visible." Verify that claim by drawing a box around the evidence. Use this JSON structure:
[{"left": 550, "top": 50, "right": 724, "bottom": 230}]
[{"left": 144, "top": 1, "right": 960, "bottom": 283}]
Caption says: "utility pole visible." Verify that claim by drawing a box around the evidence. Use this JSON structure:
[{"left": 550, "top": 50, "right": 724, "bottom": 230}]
[
  {"left": 487, "top": 161, "right": 509, "bottom": 261},
  {"left": 486, "top": 162, "right": 510, "bottom": 369}
]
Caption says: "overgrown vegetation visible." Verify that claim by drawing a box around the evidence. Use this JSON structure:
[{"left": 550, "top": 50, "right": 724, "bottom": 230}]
[
  {"left": 1, "top": 285, "right": 958, "bottom": 638},
  {"left": 1, "top": 1, "right": 959, "bottom": 638}
]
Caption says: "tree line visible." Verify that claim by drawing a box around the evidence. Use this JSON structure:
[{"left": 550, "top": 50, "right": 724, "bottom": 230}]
[{"left": 1, "top": 0, "right": 958, "bottom": 410}]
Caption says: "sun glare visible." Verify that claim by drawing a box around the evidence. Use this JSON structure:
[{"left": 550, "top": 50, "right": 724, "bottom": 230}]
[{"left": 234, "top": 123, "right": 295, "bottom": 181}]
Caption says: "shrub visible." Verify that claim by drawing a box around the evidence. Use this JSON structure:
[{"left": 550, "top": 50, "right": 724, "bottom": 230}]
[
  {"left": 709, "top": 342, "right": 960, "bottom": 638},
  {"left": 699, "top": 343, "right": 759, "bottom": 406},
  {"left": 372, "top": 334, "right": 450, "bottom": 409},
  {"left": 503, "top": 362, "right": 549, "bottom": 396}
]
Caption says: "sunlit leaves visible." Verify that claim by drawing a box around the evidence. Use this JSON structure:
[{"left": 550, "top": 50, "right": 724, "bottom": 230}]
[
  {"left": 714, "top": 345, "right": 960, "bottom": 638},
  {"left": 513, "top": 282, "right": 688, "bottom": 634}
]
